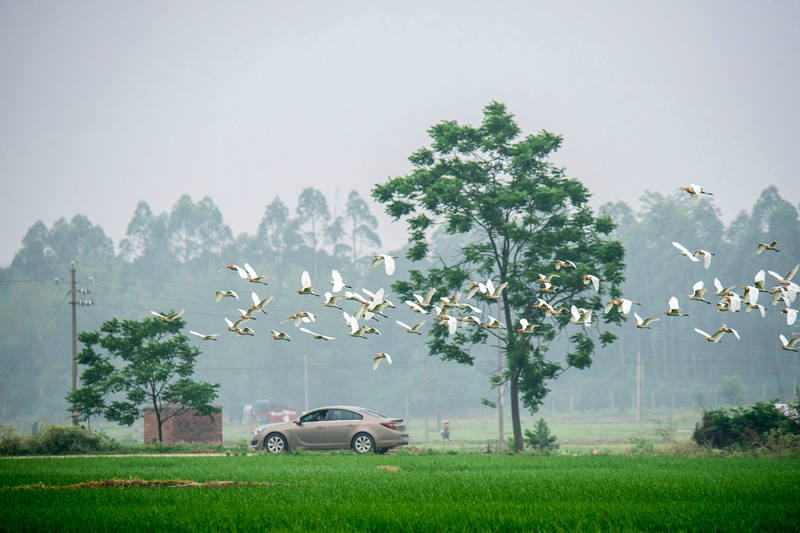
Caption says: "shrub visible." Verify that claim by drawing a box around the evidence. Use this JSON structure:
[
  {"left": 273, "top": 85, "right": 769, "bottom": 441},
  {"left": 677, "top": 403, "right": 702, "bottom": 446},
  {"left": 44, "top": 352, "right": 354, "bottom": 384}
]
[
  {"left": 628, "top": 435, "right": 655, "bottom": 456},
  {"left": 0, "top": 424, "right": 120, "bottom": 456},
  {"left": 692, "top": 399, "right": 800, "bottom": 451},
  {"left": 523, "top": 418, "right": 559, "bottom": 454}
]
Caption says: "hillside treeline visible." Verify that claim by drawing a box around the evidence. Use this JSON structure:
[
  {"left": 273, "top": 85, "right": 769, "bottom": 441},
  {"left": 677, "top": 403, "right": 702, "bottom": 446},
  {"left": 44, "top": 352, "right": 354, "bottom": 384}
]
[{"left": 0, "top": 185, "right": 798, "bottom": 426}]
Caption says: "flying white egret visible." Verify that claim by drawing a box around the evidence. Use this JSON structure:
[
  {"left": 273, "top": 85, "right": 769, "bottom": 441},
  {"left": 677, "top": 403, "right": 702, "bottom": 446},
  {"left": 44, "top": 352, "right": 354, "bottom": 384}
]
[
  {"left": 327, "top": 270, "right": 351, "bottom": 293},
  {"left": 694, "top": 328, "right": 725, "bottom": 343},
  {"left": 321, "top": 292, "right": 344, "bottom": 310},
  {"left": 270, "top": 330, "right": 291, "bottom": 341},
  {"left": 465, "top": 282, "right": 485, "bottom": 300},
  {"left": 768, "top": 264, "right": 799, "bottom": 285},
  {"left": 236, "top": 327, "right": 255, "bottom": 337},
  {"left": 538, "top": 273, "right": 560, "bottom": 283},
  {"left": 745, "top": 303, "right": 766, "bottom": 318},
  {"left": 189, "top": 330, "right": 219, "bottom": 341},
  {"left": 672, "top": 242, "right": 700, "bottom": 263},
  {"left": 373, "top": 353, "right": 392, "bottom": 371},
  {"left": 680, "top": 183, "right": 713, "bottom": 200},
  {"left": 780, "top": 308, "right": 798, "bottom": 326},
  {"left": 779, "top": 334, "right": 800, "bottom": 352},
  {"left": 396, "top": 320, "right": 425, "bottom": 334},
  {"left": 250, "top": 292, "right": 274, "bottom": 314},
  {"left": 582, "top": 274, "right": 600, "bottom": 292},
  {"left": 297, "top": 271, "right": 319, "bottom": 296},
  {"left": 405, "top": 300, "right": 429, "bottom": 314},
  {"left": 484, "top": 280, "right": 508, "bottom": 300},
  {"left": 756, "top": 241, "right": 779, "bottom": 254},
  {"left": 715, "top": 324, "right": 740, "bottom": 340},
  {"left": 299, "top": 327, "right": 334, "bottom": 341},
  {"left": 634, "top": 313, "right": 659, "bottom": 329},
  {"left": 241, "top": 263, "right": 270, "bottom": 285},
  {"left": 569, "top": 306, "right": 592, "bottom": 326},
  {"left": 605, "top": 298, "right": 640, "bottom": 315},
  {"left": 664, "top": 297, "right": 689, "bottom": 317},
  {"left": 215, "top": 290, "right": 239, "bottom": 302},
  {"left": 714, "top": 278, "right": 735, "bottom": 297},
  {"left": 369, "top": 254, "right": 397, "bottom": 275},
  {"left": 282, "top": 312, "right": 315, "bottom": 327},
  {"left": 236, "top": 308, "right": 258, "bottom": 321},
  {"left": 753, "top": 270, "right": 769, "bottom": 292},
  {"left": 686, "top": 281, "right": 711, "bottom": 305},
  {"left": 413, "top": 288, "right": 437, "bottom": 307},
  {"left": 151, "top": 310, "right": 185, "bottom": 322},
  {"left": 554, "top": 259, "right": 576, "bottom": 270},
  {"left": 741, "top": 285, "right": 759, "bottom": 306},
  {"left": 483, "top": 316, "right": 506, "bottom": 329},
  {"left": 692, "top": 249, "right": 714, "bottom": 269},
  {"left": 516, "top": 319, "right": 538, "bottom": 334}
]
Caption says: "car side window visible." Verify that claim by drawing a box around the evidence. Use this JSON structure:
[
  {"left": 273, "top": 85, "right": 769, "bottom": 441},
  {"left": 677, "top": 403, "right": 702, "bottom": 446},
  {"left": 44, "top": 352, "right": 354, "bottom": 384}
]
[
  {"left": 337, "top": 410, "right": 363, "bottom": 421},
  {"left": 301, "top": 410, "right": 327, "bottom": 423}
]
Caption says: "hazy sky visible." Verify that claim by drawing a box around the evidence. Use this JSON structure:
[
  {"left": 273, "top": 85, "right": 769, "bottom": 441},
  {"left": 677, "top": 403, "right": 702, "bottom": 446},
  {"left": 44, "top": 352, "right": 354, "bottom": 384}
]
[{"left": 1, "top": 1, "right": 798, "bottom": 267}]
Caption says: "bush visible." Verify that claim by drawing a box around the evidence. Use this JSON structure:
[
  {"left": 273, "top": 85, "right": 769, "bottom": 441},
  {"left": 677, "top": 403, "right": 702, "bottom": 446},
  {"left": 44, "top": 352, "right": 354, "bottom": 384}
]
[
  {"left": 0, "top": 424, "right": 121, "bottom": 456},
  {"left": 523, "top": 418, "right": 559, "bottom": 454},
  {"left": 628, "top": 435, "right": 655, "bottom": 456},
  {"left": 692, "top": 399, "right": 800, "bottom": 451}
]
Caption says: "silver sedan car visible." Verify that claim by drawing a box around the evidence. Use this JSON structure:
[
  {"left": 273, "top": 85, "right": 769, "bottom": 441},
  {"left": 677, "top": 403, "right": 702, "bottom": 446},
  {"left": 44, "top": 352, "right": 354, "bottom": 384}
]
[{"left": 250, "top": 405, "right": 409, "bottom": 454}]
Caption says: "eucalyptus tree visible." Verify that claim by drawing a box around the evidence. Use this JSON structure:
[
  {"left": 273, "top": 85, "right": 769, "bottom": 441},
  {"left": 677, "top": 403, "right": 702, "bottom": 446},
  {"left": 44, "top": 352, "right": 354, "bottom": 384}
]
[
  {"left": 296, "top": 187, "right": 331, "bottom": 279},
  {"left": 167, "top": 194, "right": 232, "bottom": 264},
  {"left": 372, "top": 102, "right": 626, "bottom": 451},
  {"left": 344, "top": 190, "right": 381, "bottom": 269}
]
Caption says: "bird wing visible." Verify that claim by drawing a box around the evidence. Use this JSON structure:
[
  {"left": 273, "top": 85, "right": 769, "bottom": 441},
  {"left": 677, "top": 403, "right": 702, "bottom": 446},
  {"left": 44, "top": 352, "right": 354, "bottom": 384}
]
[
  {"left": 672, "top": 241, "right": 691, "bottom": 256},
  {"left": 694, "top": 328, "right": 711, "bottom": 338},
  {"left": 634, "top": 312, "right": 643, "bottom": 326},
  {"left": 151, "top": 311, "right": 165, "bottom": 319},
  {"left": 785, "top": 264, "right": 800, "bottom": 283},
  {"left": 301, "top": 270, "right": 312, "bottom": 289},
  {"left": 244, "top": 263, "right": 257, "bottom": 279},
  {"left": 234, "top": 265, "right": 248, "bottom": 279},
  {"left": 668, "top": 297, "right": 679, "bottom": 310},
  {"left": 621, "top": 300, "right": 633, "bottom": 315},
  {"left": 383, "top": 255, "right": 396, "bottom": 275},
  {"left": 368, "top": 255, "right": 384, "bottom": 270}
]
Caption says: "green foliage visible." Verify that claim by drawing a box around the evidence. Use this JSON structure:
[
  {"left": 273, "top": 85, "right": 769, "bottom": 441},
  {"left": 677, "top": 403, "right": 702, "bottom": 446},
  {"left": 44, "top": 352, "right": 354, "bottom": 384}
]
[
  {"left": 66, "top": 315, "right": 219, "bottom": 442},
  {"left": 523, "top": 418, "right": 559, "bottom": 454},
  {"left": 628, "top": 435, "right": 655, "bottom": 456},
  {"left": 0, "top": 424, "right": 121, "bottom": 455},
  {"left": 372, "top": 102, "right": 626, "bottom": 451},
  {"left": 692, "top": 400, "right": 800, "bottom": 450}
]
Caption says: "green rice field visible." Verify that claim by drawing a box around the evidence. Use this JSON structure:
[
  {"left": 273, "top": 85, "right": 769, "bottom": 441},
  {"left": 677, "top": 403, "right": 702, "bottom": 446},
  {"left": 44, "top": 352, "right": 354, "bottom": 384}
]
[{"left": 2, "top": 454, "right": 798, "bottom": 531}]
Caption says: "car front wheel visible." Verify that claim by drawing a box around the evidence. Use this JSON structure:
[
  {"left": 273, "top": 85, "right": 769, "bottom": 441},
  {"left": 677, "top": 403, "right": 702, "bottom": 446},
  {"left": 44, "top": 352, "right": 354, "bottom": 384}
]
[
  {"left": 264, "top": 433, "right": 288, "bottom": 453},
  {"left": 352, "top": 433, "right": 375, "bottom": 454}
]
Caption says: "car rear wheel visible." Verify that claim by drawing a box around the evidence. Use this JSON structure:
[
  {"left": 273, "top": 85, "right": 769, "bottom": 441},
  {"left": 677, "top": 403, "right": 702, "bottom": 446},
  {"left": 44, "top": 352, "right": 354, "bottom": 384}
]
[
  {"left": 352, "top": 433, "right": 375, "bottom": 454},
  {"left": 265, "top": 433, "right": 287, "bottom": 453}
]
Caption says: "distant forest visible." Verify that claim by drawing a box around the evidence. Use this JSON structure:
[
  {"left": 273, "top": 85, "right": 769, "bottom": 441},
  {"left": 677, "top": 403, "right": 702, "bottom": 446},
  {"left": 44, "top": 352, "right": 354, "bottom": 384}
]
[{"left": 1, "top": 185, "right": 798, "bottom": 426}]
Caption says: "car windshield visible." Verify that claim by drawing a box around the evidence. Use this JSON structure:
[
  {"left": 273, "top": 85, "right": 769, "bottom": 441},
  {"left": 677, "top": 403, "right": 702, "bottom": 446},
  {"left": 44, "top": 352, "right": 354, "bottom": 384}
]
[{"left": 359, "top": 408, "right": 388, "bottom": 419}]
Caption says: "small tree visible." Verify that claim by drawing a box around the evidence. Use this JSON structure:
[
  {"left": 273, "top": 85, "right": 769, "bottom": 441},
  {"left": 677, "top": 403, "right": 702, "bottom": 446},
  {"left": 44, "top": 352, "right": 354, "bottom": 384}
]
[
  {"left": 66, "top": 314, "right": 220, "bottom": 442},
  {"left": 524, "top": 418, "right": 559, "bottom": 454}
]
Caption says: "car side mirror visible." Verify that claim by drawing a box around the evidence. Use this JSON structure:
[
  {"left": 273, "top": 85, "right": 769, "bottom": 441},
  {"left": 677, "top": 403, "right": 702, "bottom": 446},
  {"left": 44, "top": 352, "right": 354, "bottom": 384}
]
[{"left": 292, "top": 418, "right": 301, "bottom": 425}]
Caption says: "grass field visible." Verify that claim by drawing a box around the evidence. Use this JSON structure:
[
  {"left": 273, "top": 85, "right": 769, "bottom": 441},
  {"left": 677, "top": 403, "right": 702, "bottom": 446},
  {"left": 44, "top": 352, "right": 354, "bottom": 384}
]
[{"left": 2, "top": 453, "right": 798, "bottom": 531}]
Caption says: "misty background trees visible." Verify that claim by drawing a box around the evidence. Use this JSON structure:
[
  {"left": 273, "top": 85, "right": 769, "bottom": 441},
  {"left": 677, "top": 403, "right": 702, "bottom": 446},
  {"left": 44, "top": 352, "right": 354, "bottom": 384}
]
[{"left": 1, "top": 185, "right": 798, "bottom": 430}]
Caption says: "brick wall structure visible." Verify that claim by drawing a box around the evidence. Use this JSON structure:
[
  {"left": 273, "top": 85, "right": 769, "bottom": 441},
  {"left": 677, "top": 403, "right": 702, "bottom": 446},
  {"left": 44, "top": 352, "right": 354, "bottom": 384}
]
[{"left": 143, "top": 404, "right": 222, "bottom": 445}]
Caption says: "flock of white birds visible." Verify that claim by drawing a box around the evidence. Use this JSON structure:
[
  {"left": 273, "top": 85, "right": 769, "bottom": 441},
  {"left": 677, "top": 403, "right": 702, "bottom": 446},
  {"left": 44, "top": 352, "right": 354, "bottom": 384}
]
[{"left": 150, "top": 183, "right": 800, "bottom": 373}]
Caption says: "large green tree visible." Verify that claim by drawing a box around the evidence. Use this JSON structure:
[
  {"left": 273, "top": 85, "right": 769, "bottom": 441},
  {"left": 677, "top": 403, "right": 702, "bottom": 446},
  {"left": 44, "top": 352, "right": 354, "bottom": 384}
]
[
  {"left": 372, "top": 102, "right": 625, "bottom": 451},
  {"left": 66, "top": 313, "right": 220, "bottom": 442}
]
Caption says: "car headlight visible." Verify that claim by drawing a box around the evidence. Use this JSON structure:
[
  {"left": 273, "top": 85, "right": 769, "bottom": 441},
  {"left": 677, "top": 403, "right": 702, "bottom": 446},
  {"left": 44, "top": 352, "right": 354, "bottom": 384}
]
[{"left": 252, "top": 426, "right": 266, "bottom": 436}]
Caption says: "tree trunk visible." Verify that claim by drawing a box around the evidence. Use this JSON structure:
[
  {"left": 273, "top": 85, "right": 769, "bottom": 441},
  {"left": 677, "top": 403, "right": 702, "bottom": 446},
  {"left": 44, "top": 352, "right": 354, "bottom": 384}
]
[{"left": 509, "top": 365, "right": 523, "bottom": 453}]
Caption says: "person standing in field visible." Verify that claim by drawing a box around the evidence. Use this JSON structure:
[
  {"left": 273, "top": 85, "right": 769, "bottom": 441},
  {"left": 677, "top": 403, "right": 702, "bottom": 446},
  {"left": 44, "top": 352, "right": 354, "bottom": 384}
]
[{"left": 441, "top": 419, "right": 450, "bottom": 445}]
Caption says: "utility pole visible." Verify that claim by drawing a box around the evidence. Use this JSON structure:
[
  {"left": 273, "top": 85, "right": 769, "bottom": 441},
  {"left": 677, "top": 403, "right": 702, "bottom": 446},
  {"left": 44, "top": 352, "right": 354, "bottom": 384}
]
[{"left": 55, "top": 261, "right": 92, "bottom": 426}]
